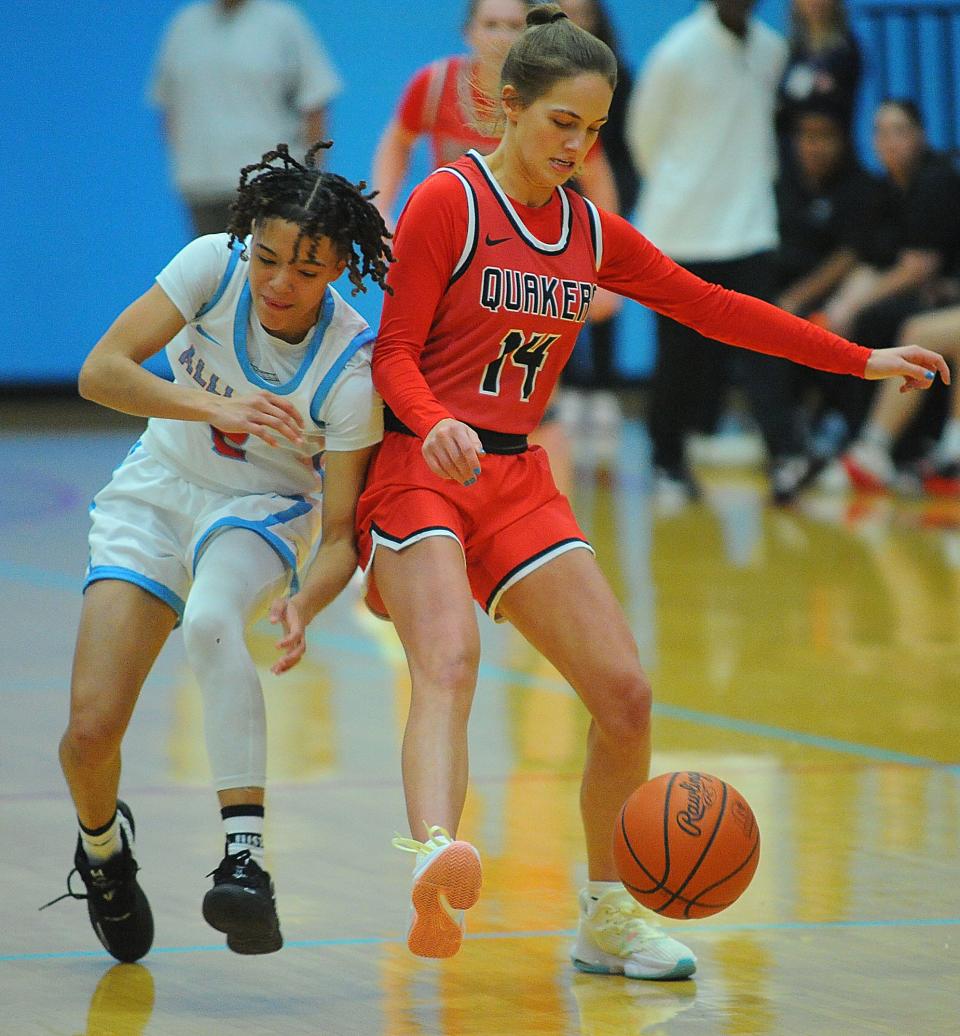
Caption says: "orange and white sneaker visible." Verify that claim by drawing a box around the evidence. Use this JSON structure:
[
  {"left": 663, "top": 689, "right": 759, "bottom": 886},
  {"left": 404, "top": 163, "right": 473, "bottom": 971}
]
[{"left": 392, "top": 825, "right": 482, "bottom": 958}]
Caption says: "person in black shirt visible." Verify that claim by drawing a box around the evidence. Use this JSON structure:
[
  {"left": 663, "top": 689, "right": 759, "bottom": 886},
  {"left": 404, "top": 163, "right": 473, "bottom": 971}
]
[
  {"left": 807, "top": 99, "right": 960, "bottom": 484},
  {"left": 773, "top": 100, "right": 878, "bottom": 485},
  {"left": 822, "top": 99, "right": 960, "bottom": 343},
  {"left": 775, "top": 101, "right": 874, "bottom": 316},
  {"left": 776, "top": 0, "right": 862, "bottom": 152}
]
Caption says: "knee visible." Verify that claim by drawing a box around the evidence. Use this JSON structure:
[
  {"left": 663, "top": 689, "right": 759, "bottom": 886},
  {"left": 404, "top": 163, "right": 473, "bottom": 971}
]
[
  {"left": 409, "top": 641, "right": 480, "bottom": 711},
  {"left": 591, "top": 669, "right": 653, "bottom": 744},
  {"left": 181, "top": 602, "right": 238, "bottom": 661},
  {"left": 61, "top": 707, "right": 125, "bottom": 765}
]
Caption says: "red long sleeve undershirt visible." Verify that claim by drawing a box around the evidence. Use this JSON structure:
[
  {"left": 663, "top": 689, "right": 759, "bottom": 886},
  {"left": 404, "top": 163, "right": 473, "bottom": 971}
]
[{"left": 373, "top": 176, "right": 871, "bottom": 440}]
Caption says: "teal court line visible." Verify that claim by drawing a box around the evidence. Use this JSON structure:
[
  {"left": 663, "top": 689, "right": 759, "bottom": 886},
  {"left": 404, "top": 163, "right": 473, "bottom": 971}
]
[
  {"left": 3, "top": 564, "right": 957, "bottom": 773},
  {"left": 309, "top": 630, "right": 960, "bottom": 773},
  {"left": 4, "top": 917, "right": 959, "bottom": 963}
]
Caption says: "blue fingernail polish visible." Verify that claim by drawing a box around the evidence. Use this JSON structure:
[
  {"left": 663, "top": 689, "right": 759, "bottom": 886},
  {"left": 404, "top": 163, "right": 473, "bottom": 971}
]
[
  {"left": 473, "top": 468, "right": 481, "bottom": 475},
  {"left": 464, "top": 478, "right": 477, "bottom": 486},
  {"left": 925, "top": 370, "right": 935, "bottom": 379}
]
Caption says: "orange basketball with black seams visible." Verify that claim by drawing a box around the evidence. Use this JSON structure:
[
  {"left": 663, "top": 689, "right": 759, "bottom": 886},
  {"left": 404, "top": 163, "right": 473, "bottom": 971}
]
[{"left": 613, "top": 771, "right": 760, "bottom": 919}]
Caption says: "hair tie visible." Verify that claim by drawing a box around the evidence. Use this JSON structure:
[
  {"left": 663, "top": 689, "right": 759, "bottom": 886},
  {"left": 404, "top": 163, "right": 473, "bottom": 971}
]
[{"left": 550, "top": 10, "right": 568, "bottom": 22}]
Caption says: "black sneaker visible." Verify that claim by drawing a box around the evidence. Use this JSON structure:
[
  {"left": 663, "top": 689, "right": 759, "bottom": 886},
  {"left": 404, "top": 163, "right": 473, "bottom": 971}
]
[
  {"left": 40, "top": 801, "right": 154, "bottom": 963},
  {"left": 202, "top": 849, "right": 283, "bottom": 954}
]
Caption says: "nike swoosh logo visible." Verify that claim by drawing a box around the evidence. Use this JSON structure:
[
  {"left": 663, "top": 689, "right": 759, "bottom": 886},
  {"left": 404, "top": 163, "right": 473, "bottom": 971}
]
[
  {"left": 484, "top": 234, "right": 510, "bottom": 246},
  {"left": 196, "top": 324, "right": 222, "bottom": 346}
]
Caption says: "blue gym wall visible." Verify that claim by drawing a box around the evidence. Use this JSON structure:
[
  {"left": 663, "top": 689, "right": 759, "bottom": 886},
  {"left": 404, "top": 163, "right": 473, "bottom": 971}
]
[{"left": 2, "top": 1, "right": 954, "bottom": 387}]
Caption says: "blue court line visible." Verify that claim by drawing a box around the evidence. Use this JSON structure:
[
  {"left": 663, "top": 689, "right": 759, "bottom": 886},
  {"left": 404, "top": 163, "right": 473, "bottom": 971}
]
[
  {"left": 309, "top": 630, "right": 960, "bottom": 772},
  {"left": 4, "top": 917, "right": 959, "bottom": 963},
  {"left": 1, "top": 564, "right": 955, "bottom": 773}
]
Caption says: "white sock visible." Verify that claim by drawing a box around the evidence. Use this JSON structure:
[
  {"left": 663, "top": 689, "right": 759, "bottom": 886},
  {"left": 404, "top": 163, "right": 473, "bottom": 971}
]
[
  {"left": 860, "top": 423, "right": 893, "bottom": 453},
  {"left": 938, "top": 419, "right": 960, "bottom": 461},
  {"left": 586, "top": 880, "right": 622, "bottom": 902},
  {"left": 79, "top": 810, "right": 122, "bottom": 864},
  {"left": 222, "top": 806, "right": 265, "bottom": 866}
]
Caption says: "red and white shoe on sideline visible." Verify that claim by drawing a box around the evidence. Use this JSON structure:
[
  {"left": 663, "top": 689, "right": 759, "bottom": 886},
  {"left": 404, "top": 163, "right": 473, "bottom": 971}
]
[{"left": 841, "top": 442, "right": 895, "bottom": 492}]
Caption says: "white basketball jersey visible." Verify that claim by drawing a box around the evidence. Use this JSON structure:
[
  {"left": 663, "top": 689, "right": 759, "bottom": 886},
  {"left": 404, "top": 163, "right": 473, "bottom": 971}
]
[{"left": 142, "top": 236, "right": 382, "bottom": 497}]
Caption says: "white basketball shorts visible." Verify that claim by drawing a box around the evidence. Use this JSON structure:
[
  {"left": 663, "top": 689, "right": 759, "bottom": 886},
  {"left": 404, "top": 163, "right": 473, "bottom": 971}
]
[{"left": 85, "top": 441, "right": 322, "bottom": 622}]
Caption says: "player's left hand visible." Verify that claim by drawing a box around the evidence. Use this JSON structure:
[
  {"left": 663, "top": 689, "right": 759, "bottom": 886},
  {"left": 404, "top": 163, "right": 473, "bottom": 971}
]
[
  {"left": 269, "top": 595, "right": 306, "bottom": 674},
  {"left": 864, "top": 344, "right": 951, "bottom": 393}
]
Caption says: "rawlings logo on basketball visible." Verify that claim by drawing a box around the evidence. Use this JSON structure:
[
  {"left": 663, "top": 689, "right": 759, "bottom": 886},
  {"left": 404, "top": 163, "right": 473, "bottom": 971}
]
[
  {"left": 730, "top": 798, "right": 755, "bottom": 837},
  {"left": 675, "top": 772, "right": 715, "bottom": 837}
]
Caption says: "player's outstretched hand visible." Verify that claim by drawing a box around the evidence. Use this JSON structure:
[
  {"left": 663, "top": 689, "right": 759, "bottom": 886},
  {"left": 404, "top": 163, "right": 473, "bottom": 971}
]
[
  {"left": 423, "top": 418, "right": 485, "bottom": 486},
  {"left": 269, "top": 595, "right": 306, "bottom": 674},
  {"left": 865, "top": 345, "right": 951, "bottom": 393},
  {"left": 211, "top": 390, "right": 305, "bottom": 447}
]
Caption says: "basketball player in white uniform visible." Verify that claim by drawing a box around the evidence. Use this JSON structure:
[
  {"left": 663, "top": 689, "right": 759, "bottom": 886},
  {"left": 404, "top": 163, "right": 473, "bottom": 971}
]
[{"left": 43, "top": 144, "right": 394, "bottom": 960}]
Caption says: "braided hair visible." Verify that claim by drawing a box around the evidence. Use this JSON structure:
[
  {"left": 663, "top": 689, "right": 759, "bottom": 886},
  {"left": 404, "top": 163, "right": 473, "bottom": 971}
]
[{"left": 227, "top": 141, "right": 394, "bottom": 295}]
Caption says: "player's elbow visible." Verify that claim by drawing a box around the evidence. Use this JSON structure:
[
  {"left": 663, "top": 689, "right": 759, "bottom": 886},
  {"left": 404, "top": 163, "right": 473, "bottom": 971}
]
[{"left": 77, "top": 355, "right": 102, "bottom": 402}]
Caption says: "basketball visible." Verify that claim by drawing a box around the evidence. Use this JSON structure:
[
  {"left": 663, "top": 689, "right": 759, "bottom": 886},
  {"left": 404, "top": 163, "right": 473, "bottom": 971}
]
[{"left": 613, "top": 771, "right": 760, "bottom": 919}]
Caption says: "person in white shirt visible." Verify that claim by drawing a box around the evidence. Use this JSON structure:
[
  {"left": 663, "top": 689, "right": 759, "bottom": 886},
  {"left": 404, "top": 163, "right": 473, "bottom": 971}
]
[
  {"left": 150, "top": 0, "right": 342, "bottom": 236},
  {"left": 628, "top": 1, "right": 816, "bottom": 504},
  {"left": 45, "top": 143, "right": 393, "bottom": 962}
]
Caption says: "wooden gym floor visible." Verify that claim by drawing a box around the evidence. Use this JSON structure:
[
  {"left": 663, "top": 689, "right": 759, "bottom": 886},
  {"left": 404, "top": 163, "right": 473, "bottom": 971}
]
[{"left": 1, "top": 396, "right": 958, "bottom": 1035}]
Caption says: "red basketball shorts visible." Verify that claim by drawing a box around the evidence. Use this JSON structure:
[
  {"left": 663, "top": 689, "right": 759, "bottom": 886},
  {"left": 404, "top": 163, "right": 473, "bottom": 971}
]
[{"left": 356, "top": 431, "right": 593, "bottom": 620}]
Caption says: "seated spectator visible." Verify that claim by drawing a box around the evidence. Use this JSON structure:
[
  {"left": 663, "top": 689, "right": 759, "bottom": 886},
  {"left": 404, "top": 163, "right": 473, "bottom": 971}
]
[
  {"left": 775, "top": 101, "right": 873, "bottom": 317},
  {"left": 777, "top": 0, "right": 862, "bottom": 150},
  {"left": 774, "top": 101, "right": 877, "bottom": 466},
  {"left": 843, "top": 303, "right": 960, "bottom": 495},
  {"left": 821, "top": 100, "right": 960, "bottom": 343},
  {"left": 797, "top": 99, "right": 960, "bottom": 465}
]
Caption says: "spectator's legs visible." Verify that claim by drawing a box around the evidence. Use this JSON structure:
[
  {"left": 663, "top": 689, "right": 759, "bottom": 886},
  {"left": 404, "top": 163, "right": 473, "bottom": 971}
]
[{"left": 649, "top": 259, "right": 731, "bottom": 477}]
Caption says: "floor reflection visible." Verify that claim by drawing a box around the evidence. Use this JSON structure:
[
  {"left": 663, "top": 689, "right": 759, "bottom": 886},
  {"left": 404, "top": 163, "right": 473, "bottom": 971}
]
[{"left": 82, "top": 963, "right": 155, "bottom": 1036}]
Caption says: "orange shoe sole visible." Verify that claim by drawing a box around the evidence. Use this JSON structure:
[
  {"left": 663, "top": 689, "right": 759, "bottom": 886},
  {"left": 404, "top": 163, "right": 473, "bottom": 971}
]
[{"left": 408, "top": 842, "right": 482, "bottom": 958}]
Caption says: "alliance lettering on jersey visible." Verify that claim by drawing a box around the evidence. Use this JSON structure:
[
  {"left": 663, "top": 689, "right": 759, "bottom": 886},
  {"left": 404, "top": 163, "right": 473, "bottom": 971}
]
[
  {"left": 178, "top": 345, "right": 235, "bottom": 396},
  {"left": 479, "top": 266, "right": 596, "bottom": 322}
]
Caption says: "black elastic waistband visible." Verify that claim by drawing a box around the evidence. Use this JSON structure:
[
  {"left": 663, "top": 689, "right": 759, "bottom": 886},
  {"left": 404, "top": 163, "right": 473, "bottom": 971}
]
[{"left": 384, "top": 407, "right": 528, "bottom": 455}]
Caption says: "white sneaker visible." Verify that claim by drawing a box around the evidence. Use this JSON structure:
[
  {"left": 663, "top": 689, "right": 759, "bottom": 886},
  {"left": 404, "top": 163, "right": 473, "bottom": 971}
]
[
  {"left": 814, "top": 458, "right": 852, "bottom": 493},
  {"left": 652, "top": 467, "right": 698, "bottom": 516},
  {"left": 393, "top": 826, "right": 482, "bottom": 959},
  {"left": 571, "top": 888, "right": 697, "bottom": 980},
  {"left": 842, "top": 441, "right": 896, "bottom": 491}
]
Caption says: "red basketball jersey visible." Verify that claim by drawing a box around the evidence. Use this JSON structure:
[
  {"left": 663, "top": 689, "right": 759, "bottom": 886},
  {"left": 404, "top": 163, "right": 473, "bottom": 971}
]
[
  {"left": 396, "top": 150, "right": 601, "bottom": 435},
  {"left": 375, "top": 151, "right": 871, "bottom": 441}
]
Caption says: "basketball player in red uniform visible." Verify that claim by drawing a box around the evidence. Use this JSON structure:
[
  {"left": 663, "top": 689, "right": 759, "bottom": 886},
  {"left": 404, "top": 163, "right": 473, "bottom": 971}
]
[{"left": 338, "top": 6, "right": 947, "bottom": 976}]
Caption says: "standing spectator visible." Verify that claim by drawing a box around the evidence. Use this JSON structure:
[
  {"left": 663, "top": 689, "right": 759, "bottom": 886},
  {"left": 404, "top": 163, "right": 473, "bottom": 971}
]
[
  {"left": 627, "top": 0, "right": 811, "bottom": 505},
  {"left": 370, "top": 0, "right": 618, "bottom": 228},
  {"left": 776, "top": 0, "right": 862, "bottom": 148},
  {"left": 559, "top": 0, "right": 641, "bottom": 440},
  {"left": 150, "top": 0, "right": 342, "bottom": 236}
]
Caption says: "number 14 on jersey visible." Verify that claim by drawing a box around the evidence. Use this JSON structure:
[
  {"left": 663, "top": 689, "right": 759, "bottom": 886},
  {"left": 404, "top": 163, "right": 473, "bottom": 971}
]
[{"left": 480, "top": 329, "right": 560, "bottom": 401}]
